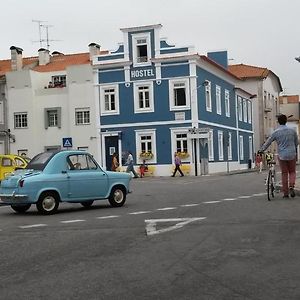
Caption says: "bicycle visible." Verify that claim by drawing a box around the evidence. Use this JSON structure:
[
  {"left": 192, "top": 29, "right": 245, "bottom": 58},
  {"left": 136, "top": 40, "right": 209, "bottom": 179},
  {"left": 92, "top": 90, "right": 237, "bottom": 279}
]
[{"left": 266, "top": 160, "right": 277, "bottom": 201}]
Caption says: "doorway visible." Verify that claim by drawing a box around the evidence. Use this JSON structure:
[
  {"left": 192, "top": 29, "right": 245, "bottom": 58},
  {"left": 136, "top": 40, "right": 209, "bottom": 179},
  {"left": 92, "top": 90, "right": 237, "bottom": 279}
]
[{"left": 105, "top": 136, "right": 119, "bottom": 171}]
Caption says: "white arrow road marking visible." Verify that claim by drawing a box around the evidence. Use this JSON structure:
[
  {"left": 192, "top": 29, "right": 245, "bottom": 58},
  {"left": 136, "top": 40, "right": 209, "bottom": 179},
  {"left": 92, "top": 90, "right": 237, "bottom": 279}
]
[
  {"left": 19, "top": 224, "right": 47, "bottom": 229},
  {"left": 157, "top": 207, "right": 177, "bottom": 211},
  {"left": 145, "top": 217, "right": 206, "bottom": 236},
  {"left": 97, "top": 215, "right": 120, "bottom": 219},
  {"left": 61, "top": 219, "right": 86, "bottom": 224}
]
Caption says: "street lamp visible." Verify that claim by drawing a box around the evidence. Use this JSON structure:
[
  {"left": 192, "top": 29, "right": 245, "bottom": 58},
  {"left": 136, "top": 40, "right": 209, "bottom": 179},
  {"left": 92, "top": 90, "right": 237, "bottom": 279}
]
[{"left": 0, "top": 129, "right": 15, "bottom": 153}]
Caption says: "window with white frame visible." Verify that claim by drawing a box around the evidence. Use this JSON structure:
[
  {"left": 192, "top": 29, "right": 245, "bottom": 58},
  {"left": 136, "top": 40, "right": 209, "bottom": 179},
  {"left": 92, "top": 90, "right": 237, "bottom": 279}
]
[
  {"left": 208, "top": 130, "right": 214, "bottom": 161},
  {"left": 44, "top": 107, "right": 61, "bottom": 129},
  {"left": 247, "top": 101, "right": 252, "bottom": 124},
  {"left": 133, "top": 33, "right": 151, "bottom": 66},
  {"left": 169, "top": 79, "right": 190, "bottom": 110},
  {"left": 205, "top": 81, "right": 212, "bottom": 112},
  {"left": 238, "top": 97, "right": 242, "bottom": 121},
  {"left": 239, "top": 135, "right": 244, "bottom": 160},
  {"left": 76, "top": 108, "right": 90, "bottom": 125},
  {"left": 134, "top": 82, "right": 154, "bottom": 113},
  {"left": 52, "top": 75, "right": 66, "bottom": 87},
  {"left": 216, "top": 85, "right": 221, "bottom": 115},
  {"left": 225, "top": 89, "right": 230, "bottom": 117},
  {"left": 228, "top": 132, "right": 232, "bottom": 160},
  {"left": 100, "top": 85, "right": 119, "bottom": 115},
  {"left": 136, "top": 130, "right": 156, "bottom": 163},
  {"left": 14, "top": 112, "right": 28, "bottom": 128},
  {"left": 243, "top": 99, "right": 247, "bottom": 122},
  {"left": 175, "top": 133, "right": 188, "bottom": 153},
  {"left": 218, "top": 131, "right": 224, "bottom": 161}
]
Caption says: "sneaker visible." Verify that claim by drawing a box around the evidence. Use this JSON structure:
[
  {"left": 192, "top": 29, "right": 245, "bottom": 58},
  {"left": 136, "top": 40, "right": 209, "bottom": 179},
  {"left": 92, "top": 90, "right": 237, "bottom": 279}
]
[
  {"left": 289, "top": 187, "right": 296, "bottom": 198},
  {"left": 283, "top": 195, "right": 289, "bottom": 199}
]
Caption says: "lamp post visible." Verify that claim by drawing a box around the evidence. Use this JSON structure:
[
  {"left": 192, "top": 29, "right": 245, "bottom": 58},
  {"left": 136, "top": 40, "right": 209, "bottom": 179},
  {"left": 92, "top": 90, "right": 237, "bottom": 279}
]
[{"left": 0, "top": 129, "right": 15, "bottom": 154}]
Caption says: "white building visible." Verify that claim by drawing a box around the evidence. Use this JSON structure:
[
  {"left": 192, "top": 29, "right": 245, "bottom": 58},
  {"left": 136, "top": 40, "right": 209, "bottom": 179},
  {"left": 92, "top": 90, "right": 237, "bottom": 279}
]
[
  {"left": 229, "top": 63, "right": 282, "bottom": 152},
  {"left": 3, "top": 44, "right": 106, "bottom": 160}
]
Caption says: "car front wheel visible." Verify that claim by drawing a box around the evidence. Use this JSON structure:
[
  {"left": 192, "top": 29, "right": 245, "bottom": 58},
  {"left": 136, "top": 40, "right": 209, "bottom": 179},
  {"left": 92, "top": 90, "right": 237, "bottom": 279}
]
[
  {"left": 36, "top": 192, "right": 59, "bottom": 215},
  {"left": 108, "top": 186, "right": 126, "bottom": 207},
  {"left": 11, "top": 204, "right": 31, "bottom": 213}
]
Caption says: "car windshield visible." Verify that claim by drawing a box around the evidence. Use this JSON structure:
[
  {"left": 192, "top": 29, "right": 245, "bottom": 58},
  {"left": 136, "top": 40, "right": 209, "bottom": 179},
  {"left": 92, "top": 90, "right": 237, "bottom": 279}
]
[{"left": 26, "top": 152, "right": 55, "bottom": 171}]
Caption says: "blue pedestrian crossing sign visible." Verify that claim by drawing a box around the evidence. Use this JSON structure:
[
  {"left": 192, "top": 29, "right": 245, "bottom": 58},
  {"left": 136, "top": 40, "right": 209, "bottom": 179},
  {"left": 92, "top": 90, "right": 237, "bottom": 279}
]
[{"left": 62, "top": 137, "right": 73, "bottom": 148}]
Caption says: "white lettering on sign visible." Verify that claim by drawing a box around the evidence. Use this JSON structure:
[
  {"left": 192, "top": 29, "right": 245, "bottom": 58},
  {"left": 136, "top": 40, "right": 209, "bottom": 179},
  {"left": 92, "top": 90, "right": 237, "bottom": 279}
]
[{"left": 131, "top": 69, "right": 154, "bottom": 78}]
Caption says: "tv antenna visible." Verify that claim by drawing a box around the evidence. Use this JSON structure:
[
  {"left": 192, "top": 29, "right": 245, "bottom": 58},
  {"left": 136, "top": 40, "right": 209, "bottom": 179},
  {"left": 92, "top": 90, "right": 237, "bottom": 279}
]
[{"left": 32, "top": 19, "right": 61, "bottom": 50}]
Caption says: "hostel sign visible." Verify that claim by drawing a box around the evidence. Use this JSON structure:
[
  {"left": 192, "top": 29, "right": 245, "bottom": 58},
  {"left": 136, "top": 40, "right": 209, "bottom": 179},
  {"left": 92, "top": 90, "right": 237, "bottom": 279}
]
[{"left": 131, "top": 67, "right": 155, "bottom": 80}]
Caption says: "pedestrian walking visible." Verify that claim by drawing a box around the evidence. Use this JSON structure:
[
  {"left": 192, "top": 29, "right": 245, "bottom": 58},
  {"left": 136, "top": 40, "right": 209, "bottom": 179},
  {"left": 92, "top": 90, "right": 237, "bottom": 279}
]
[
  {"left": 126, "top": 151, "right": 139, "bottom": 178},
  {"left": 255, "top": 152, "right": 263, "bottom": 173},
  {"left": 139, "top": 160, "right": 148, "bottom": 177},
  {"left": 259, "top": 114, "right": 298, "bottom": 198},
  {"left": 111, "top": 152, "right": 119, "bottom": 171},
  {"left": 171, "top": 152, "right": 184, "bottom": 177}
]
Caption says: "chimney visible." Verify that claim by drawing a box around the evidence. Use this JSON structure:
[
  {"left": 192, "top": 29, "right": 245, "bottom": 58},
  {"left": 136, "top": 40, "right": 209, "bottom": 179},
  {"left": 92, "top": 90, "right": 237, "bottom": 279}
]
[
  {"left": 38, "top": 48, "right": 50, "bottom": 65},
  {"left": 88, "top": 43, "right": 101, "bottom": 61},
  {"left": 10, "top": 46, "right": 23, "bottom": 71}
]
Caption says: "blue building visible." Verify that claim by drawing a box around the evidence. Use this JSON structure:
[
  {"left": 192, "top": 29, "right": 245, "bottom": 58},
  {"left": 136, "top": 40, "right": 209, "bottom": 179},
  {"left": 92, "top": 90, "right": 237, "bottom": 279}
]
[{"left": 92, "top": 24, "right": 254, "bottom": 176}]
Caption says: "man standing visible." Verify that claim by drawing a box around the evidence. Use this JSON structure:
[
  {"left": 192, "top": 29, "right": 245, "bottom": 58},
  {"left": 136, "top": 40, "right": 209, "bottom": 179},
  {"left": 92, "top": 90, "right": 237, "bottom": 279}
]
[
  {"left": 259, "top": 114, "right": 298, "bottom": 198},
  {"left": 126, "top": 151, "right": 139, "bottom": 178}
]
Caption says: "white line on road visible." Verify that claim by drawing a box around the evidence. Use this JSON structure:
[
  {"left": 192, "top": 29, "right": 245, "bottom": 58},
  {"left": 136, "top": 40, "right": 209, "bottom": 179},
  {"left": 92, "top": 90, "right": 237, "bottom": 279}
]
[
  {"left": 180, "top": 204, "right": 200, "bottom": 207},
  {"left": 203, "top": 201, "right": 221, "bottom": 204},
  {"left": 222, "top": 198, "right": 238, "bottom": 201},
  {"left": 19, "top": 224, "right": 47, "bottom": 229},
  {"left": 157, "top": 207, "right": 177, "bottom": 211},
  {"left": 238, "top": 195, "right": 252, "bottom": 199},
  {"left": 61, "top": 219, "right": 86, "bottom": 224},
  {"left": 97, "top": 215, "right": 120, "bottom": 219},
  {"left": 252, "top": 193, "right": 267, "bottom": 196},
  {"left": 129, "top": 211, "right": 152, "bottom": 215}
]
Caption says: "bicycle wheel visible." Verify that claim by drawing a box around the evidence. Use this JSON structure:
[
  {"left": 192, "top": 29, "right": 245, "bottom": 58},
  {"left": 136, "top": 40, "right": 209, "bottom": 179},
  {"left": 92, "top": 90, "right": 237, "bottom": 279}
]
[{"left": 267, "top": 170, "right": 275, "bottom": 201}]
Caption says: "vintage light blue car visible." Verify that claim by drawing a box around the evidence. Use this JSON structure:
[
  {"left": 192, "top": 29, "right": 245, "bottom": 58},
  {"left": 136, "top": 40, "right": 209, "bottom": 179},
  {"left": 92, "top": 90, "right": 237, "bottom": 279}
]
[{"left": 0, "top": 150, "right": 132, "bottom": 214}]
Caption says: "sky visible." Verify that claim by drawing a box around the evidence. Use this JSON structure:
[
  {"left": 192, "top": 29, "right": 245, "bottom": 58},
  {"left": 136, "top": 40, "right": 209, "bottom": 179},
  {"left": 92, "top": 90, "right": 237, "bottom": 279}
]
[{"left": 1, "top": 0, "right": 299, "bottom": 94}]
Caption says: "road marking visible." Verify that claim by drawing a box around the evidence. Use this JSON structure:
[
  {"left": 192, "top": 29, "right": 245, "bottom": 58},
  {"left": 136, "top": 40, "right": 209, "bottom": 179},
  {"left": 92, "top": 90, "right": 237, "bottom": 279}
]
[
  {"left": 180, "top": 204, "right": 199, "bottom": 207},
  {"left": 203, "top": 200, "right": 221, "bottom": 204},
  {"left": 238, "top": 195, "right": 252, "bottom": 199},
  {"left": 19, "top": 224, "right": 47, "bottom": 229},
  {"left": 157, "top": 207, "right": 177, "bottom": 211},
  {"left": 129, "top": 211, "right": 152, "bottom": 215},
  {"left": 222, "top": 198, "right": 237, "bottom": 201},
  {"left": 61, "top": 219, "right": 86, "bottom": 224},
  {"left": 145, "top": 217, "right": 206, "bottom": 236},
  {"left": 252, "top": 193, "right": 267, "bottom": 196},
  {"left": 97, "top": 215, "right": 120, "bottom": 219}
]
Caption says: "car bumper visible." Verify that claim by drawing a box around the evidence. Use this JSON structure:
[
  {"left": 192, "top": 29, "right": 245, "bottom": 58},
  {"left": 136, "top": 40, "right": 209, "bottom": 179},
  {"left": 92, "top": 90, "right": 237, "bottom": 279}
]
[{"left": 0, "top": 193, "right": 28, "bottom": 204}]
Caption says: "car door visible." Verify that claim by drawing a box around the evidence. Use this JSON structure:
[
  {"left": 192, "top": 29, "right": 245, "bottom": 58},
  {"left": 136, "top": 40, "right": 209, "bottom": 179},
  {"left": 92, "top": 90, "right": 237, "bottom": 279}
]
[{"left": 67, "top": 154, "right": 109, "bottom": 201}]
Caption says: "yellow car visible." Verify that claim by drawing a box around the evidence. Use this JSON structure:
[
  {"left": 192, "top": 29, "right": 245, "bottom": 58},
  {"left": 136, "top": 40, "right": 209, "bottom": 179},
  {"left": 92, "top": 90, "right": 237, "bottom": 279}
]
[{"left": 0, "top": 154, "right": 30, "bottom": 181}]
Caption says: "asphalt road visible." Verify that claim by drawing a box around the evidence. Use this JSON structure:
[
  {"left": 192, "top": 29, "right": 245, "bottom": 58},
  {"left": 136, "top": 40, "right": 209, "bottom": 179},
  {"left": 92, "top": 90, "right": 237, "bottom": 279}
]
[{"left": 1, "top": 171, "right": 300, "bottom": 300}]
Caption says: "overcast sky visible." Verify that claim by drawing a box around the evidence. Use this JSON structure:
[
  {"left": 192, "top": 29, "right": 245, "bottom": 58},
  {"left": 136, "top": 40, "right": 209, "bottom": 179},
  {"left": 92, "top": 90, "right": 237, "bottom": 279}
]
[{"left": 1, "top": 0, "right": 299, "bottom": 94}]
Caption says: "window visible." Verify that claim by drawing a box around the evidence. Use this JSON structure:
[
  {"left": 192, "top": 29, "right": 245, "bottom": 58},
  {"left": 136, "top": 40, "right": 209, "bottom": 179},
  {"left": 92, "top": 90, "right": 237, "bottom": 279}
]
[
  {"left": 249, "top": 136, "right": 253, "bottom": 161},
  {"left": 228, "top": 132, "right": 232, "bottom": 160},
  {"left": 238, "top": 97, "right": 242, "bottom": 121},
  {"left": 218, "top": 131, "right": 224, "bottom": 161},
  {"left": 208, "top": 130, "right": 214, "bottom": 161},
  {"left": 247, "top": 101, "right": 252, "bottom": 124},
  {"left": 239, "top": 135, "right": 244, "bottom": 160},
  {"left": 52, "top": 75, "right": 66, "bottom": 87},
  {"left": 216, "top": 85, "right": 221, "bottom": 115},
  {"left": 175, "top": 133, "right": 188, "bottom": 153},
  {"left": 136, "top": 130, "right": 156, "bottom": 163},
  {"left": 14, "top": 113, "right": 28, "bottom": 128},
  {"left": 100, "top": 85, "right": 119, "bottom": 115},
  {"left": 243, "top": 99, "right": 247, "bottom": 122},
  {"left": 169, "top": 79, "right": 190, "bottom": 110},
  {"left": 133, "top": 33, "right": 151, "bottom": 66},
  {"left": 76, "top": 108, "right": 90, "bottom": 125},
  {"left": 48, "top": 110, "right": 58, "bottom": 127},
  {"left": 225, "top": 90, "right": 230, "bottom": 117},
  {"left": 134, "top": 82, "right": 154, "bottom": 113},
  {"left": 205, "top": 81, "right": 212, "bottom": 112},
  {"left": 44, "top": 108, "right": 61, "bottom": 129},
  {"left": 68, "top": 154, "right": 97, "bottom": 170}
]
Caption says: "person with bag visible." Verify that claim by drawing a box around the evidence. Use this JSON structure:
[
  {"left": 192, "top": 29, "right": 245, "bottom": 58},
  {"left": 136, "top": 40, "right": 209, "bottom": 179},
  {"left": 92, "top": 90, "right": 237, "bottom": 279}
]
[{"left": 171, "top": 152, "right": 184, "bottom": 177}]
